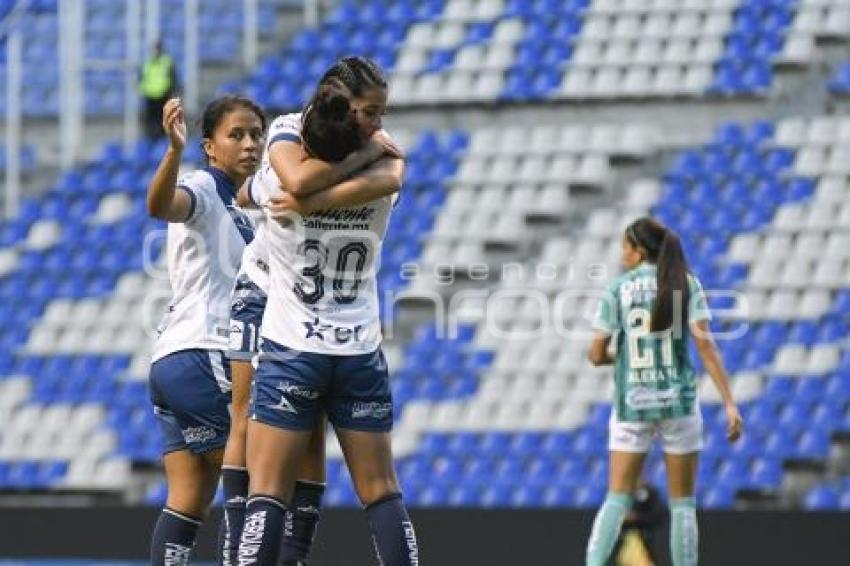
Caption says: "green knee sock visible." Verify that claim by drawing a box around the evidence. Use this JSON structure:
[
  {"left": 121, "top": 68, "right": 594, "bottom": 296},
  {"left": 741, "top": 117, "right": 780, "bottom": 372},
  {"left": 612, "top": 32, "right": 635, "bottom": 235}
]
[
  {"left": 586, "top": 491, "right": 632, "bottom": 566},
  {"left": 670, "top": 496, "right": 698, "bottom": 566}
]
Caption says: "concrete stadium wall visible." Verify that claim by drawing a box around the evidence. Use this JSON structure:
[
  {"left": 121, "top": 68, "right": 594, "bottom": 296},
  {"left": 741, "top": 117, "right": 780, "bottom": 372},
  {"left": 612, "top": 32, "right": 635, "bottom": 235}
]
[{"left": 0, "top": 507, "right": 844, "bottom": 564}]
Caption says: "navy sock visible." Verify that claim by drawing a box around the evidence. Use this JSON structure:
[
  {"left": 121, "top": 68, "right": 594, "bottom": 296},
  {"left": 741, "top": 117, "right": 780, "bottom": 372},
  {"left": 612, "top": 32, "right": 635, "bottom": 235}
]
[
  {"left": 238, "top": 495, "right": 287, "bottom": 566},
  {"left": 365, "top": 493, "right": 419, "bottom": 566},
  {"left": 279, "top": 480, "right": 326, "bottom": 562},
  {"left": 218, "top": 467, "right": 249, "bottom": 566},
  {"left": 150, "top": 507, "right": 201, "bottom": 566}
]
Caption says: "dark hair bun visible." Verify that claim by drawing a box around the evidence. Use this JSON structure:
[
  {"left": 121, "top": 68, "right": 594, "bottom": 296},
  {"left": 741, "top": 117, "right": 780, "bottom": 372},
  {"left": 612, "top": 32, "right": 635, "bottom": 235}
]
[{"left": 315, "top": 88, "right": 351, "bottom": 122}]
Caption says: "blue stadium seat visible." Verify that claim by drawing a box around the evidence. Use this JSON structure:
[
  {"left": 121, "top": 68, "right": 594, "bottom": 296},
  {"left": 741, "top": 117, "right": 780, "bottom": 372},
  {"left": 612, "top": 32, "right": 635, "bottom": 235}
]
[
  {"left": 828, "top": 62, "right": 850, "bottom": 93},
  {"left": 826, "top": 373, "right": 850, "bottom": 402},
  {"left": 747, "top": 458, "right": 782, "bottom": 490},
  {"left": 794, "top": 431, "right": 830, "bottom": 461},
  {"left": 763, "top": 376, "right": 795, "bottom": 403},
  {"left": 804, "top": 485, "right": 840, "bottom": 510},
  {"left": 448, "top": 485, "right": 481, "bottom": 506},
  {"left": 778, "top": 402, "right": 810, "bottom": 434},
  {"left": 701, "top": 486, "right": 735, "bottom": 509}
]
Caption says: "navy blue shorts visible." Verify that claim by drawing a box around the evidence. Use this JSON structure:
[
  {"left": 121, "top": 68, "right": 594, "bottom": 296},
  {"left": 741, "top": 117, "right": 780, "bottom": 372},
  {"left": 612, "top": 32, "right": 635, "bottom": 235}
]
[
  {"left": 228, "top": 274, "right": 268, "bottom": 361},
  {"left": 251, "top": 338, "right": 392, "bottom": 433},
  {"left": 149, "top": 349, "right": 232, "bottom": 454}
]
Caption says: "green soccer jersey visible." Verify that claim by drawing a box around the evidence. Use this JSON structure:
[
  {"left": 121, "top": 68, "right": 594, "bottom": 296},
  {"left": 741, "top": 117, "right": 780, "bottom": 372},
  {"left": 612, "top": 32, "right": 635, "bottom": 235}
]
[{"left": 592, "top": 262, "right": 711, "bottom": 423}]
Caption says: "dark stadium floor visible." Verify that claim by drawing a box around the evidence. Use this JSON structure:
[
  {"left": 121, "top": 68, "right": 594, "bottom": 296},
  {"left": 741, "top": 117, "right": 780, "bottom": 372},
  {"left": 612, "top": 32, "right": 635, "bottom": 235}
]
[{"left": 0, "top": 562, "right": 215, "bottom": 565}]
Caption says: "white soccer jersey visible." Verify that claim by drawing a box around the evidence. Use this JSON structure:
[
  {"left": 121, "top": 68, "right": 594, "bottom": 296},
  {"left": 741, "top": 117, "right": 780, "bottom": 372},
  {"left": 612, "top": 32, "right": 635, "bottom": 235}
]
[
  {"left": 257, "top": 113, "right": 394, "bottom": 354},
  {"left": 152, "top": 167, "right": 255, "bottom": 362},
  {"left": 236, "top": 175, "right": 273, "bottom": 293},
  {"left": 235, "top": 113, "right": 304, "bottom": 293}
]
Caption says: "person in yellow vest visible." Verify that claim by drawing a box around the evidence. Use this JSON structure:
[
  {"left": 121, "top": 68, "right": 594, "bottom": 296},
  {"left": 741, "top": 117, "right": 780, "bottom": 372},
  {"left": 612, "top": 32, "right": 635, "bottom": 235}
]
[{"left": 140, "top": 41, "right": 180, "bottom": 139}]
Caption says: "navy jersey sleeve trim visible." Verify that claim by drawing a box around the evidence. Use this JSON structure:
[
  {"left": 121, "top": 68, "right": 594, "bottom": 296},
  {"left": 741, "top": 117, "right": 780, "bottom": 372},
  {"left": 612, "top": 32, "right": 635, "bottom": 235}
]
[
  {"left": 178, "top": 185, "right": 197, "bottom": 221},
  {"left": 269, "top": 133, "right": 301, "bottom": 147},
  {"left": 247, "top": 175, "right": 258, "bottom": 206}
]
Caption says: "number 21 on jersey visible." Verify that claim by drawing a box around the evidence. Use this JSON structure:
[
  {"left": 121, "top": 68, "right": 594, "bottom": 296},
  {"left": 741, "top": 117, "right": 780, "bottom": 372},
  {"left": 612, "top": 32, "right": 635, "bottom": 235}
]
[{"left": 626, "top": 308, "right": 673, "bottom": 369}]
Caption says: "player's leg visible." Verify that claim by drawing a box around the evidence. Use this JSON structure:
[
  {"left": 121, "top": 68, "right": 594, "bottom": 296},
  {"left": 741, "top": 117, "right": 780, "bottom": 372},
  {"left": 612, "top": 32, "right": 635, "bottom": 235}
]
[
  {"left": 151, "top": 449, "right": 223, "bottom": 565},
  {"left": 219, "top": 279, "right": 266, "bottom": 565},
  {"left": 329, "top": 348, "right": 418, "bottom": 566},
  {"left": 238, "top": 340, "right": 328, "bottom": 566},
  {"left": 149, "top": 350, "right": 232, "bottom": 565},
  {"left": 662, "top": 414, "right": 702, "bottom": 566},
  {"left": 335, "top": 428, "right": 417, "bottom": 566},
  {"left": 219, "top": 359, "right": 253, "bottom": 565},
  {"left": 280, "top": 414, "right": 328, "bottom": 562},
  {"left": 586, "top": 415, "right": 652, "bottom": 566}
]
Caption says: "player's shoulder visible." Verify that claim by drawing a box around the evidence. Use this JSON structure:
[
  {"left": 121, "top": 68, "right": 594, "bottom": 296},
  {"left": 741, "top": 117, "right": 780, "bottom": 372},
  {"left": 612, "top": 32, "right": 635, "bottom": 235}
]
[
  {"left": 177, "top": 168, "right": 216, "bottom": 192},
  {"left": 269, "top": 112, "right": 303, "bottom": 132},
  {"left": 607, "top": 269, "right": 635, "bottom": 294}
]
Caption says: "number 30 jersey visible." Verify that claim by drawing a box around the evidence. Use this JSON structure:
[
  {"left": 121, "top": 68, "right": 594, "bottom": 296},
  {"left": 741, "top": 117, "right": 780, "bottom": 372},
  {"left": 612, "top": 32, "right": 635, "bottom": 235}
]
[
  {"left": 256, "top": 114, "right": 394, "bottom": 355},
  {"left": 593, "top": 263, "right": 711, "bottom": 423}
]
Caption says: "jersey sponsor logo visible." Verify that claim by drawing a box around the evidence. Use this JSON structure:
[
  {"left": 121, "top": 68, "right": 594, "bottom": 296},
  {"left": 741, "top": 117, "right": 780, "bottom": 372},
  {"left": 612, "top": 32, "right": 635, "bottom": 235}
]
[
  {"left": 309, "top": 206, "right": 376, "bottom": 222},
  {"left": 626, "top": 385, "right": 681, "bottom": 411},
  {"left": 238, "top": 510, "right": 266, "bottom": 565},
  {"left": 182, "top": 425, "right": 217, "bottom": 444},
  {"left": 303, "top": 317, "right": 364, "bottom": 344},
  {"left": 351, "top": 401, "right": 392, "bottom": 420},
  {"left": 164, "top": 542, "right": 192, "bottom": 565}
]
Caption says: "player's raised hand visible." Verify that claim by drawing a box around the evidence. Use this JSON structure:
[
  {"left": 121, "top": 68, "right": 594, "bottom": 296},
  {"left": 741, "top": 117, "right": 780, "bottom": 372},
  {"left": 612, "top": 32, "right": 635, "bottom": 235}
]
[
  {"left": 369, "top": 129, "right": 405, "bottom": 160},
  {"left": 162, "top": 98, "right": 187, "bottom": 152},
  {"left": 725, "top": 402, "right": 743, "bottom": 442}
]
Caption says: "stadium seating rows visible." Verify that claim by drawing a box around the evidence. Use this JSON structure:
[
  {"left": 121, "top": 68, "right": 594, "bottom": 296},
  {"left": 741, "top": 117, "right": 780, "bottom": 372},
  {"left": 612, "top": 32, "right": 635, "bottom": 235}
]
[
  {"left": 2, "top": 114, "right": 849, "bottom": 511},
  {"left": 0, "top": 0, "right": 278, "bottom": 116},
  {"left": 5, "top": 0, "right": 850, "bottom": 115},
  {"left": 227, "top": 0, "right": 850, "bottom": 109}
]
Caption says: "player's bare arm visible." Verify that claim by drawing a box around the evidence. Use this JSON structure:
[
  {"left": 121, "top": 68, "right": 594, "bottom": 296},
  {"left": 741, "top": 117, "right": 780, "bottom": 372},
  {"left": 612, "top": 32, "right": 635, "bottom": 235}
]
[
  {"left": 588, "top": 332, "right": 615, "bottom": 366},
  {"left": 146, "top": 97, "right": 194, "bottom": 222},
  {"left": 691, "top": 319, "right": 743, "bottom": 441},
  {"left": 269, "top": 129, "right": 402, "bottom": 198},
  {"left": 269, "top": 156, "right": 404, "bottom": 217}
]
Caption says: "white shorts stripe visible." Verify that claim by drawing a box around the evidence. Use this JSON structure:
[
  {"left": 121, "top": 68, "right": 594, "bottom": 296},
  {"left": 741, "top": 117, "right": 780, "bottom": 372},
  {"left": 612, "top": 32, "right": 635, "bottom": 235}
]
[{"left": 209, "top": 350, "right": 230, "bottom": 394}]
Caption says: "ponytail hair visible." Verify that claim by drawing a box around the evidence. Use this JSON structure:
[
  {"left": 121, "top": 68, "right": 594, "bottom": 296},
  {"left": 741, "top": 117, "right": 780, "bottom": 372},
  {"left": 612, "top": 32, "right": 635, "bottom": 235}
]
[
  {"left": 301, "top": 83, "right": 362, "bottom": 162},
  {"left": 625, "top": 217, "right": 690, "bottom": 333},
  {"left": 300, "top": 55, "right": 386, "bottom": 162}
]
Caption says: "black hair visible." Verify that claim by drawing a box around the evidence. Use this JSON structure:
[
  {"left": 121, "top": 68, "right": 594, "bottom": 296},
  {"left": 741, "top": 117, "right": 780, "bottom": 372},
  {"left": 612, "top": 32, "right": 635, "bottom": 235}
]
[
  {"left": 200, "top": 95, "right": 267, "bottom": 161},
  {"left": 625, "top": 217, "right": 690, "bottom": 333},
  {"left": 301, "top": 86, "right": 363, "bottom": 162},
  {"left": 314, "top": 55, "right": 387, "bottom": 100}
]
